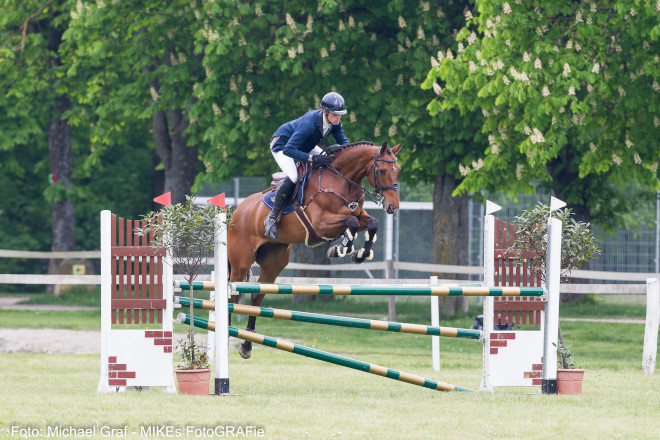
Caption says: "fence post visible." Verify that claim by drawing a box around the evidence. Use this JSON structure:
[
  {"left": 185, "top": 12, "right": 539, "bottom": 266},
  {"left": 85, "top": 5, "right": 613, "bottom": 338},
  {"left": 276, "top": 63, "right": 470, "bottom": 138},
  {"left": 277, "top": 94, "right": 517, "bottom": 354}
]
[
  {"left": 479, "top": 201, "right": 499, "bottom": 392},
  {"left": 97, "top": 210, "right": 112, "bottom": 393},
  {"left": 430, "top": 275, "right": 440, "bottom": 372},
  {"left": 542, "top": 197, "right": 564, "bottom": 394},
  {"left": 642, "top": 278, "right": 659, "bottom": 375},
  {"left": 214, "top": 213, "right": 230, "bottom": 394},
  {"left": 386, "top": 213, "right": 396, "bottom": 321}
]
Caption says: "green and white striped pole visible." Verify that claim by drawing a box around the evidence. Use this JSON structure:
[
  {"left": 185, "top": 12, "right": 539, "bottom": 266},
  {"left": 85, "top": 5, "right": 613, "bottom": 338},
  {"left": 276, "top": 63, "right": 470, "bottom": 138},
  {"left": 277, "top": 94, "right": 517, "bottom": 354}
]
[
  {"left": 174, "top": 296, "right": 482, "bottom": 340},
  {"left": 175, "top": 280, "right": 545, "bottom": 297},
  {"left": 175, "top": 313, "right": 473, "bottom": 392}
]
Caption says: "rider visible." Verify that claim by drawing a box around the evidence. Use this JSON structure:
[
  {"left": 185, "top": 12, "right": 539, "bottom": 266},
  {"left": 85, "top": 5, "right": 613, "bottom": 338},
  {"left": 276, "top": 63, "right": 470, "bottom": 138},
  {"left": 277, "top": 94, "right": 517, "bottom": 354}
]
[{"left": 264, "top": 91, "right": 350, "bottom": 239}]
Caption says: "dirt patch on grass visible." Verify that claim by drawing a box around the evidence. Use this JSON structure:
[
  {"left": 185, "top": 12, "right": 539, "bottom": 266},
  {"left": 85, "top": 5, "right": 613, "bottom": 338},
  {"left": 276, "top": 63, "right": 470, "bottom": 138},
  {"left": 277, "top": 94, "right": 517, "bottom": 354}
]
[{"left": 0, "top": 328, "right": 257, "bottom": 354}]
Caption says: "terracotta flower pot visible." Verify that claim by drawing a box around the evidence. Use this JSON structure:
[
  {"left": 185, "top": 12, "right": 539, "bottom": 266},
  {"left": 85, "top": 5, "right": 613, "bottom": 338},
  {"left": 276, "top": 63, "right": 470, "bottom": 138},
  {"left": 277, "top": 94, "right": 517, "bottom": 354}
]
[
  {"left": 175, "top": 369, "right": 211, "bottom": 395},
  {"left": 556, "top": 368, "right": 585, "bottom": 395}
]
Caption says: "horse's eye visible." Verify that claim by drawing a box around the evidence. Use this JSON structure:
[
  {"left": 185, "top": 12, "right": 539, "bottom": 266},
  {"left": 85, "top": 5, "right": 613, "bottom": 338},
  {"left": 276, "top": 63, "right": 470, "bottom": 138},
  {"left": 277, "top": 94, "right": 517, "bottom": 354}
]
[{"left": 379, "top": 169, "right": 386, "bottom": 175}]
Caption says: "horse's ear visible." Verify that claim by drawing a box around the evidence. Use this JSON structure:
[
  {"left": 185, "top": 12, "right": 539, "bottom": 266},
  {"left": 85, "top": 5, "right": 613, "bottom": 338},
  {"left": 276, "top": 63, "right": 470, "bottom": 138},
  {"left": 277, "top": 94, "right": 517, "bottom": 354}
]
[
  {"left": 380, "top": 142, "right": 388, "bottom": 155},
  {"left": 391, "top": 142, "right": 403, "bottom": 155}
]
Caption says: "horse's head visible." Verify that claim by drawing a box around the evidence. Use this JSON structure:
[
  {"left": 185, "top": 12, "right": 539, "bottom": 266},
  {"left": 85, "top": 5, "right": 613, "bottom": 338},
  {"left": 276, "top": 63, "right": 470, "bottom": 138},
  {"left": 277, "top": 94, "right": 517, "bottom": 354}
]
[{"left": 368, "top": 142, "right": 402, "bottom": 214}]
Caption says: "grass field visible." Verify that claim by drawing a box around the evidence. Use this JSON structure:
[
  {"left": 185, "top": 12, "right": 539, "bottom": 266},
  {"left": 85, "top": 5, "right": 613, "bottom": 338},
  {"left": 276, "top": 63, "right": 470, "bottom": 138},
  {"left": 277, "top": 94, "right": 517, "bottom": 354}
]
[{"left": 1, "top": 289, "right": 659, "bottom": 439}]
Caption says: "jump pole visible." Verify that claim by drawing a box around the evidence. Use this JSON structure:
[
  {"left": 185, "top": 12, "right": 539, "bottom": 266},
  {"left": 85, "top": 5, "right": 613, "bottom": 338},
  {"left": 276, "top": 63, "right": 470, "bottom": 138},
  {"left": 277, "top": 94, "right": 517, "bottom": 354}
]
[
  {"left": 176, "top": 281, "right": 544, "bottom": 297},
  {"left": 176, "top": 313, "right": 473, "bottom": 393},
  {"left": 174, "top": 296, "right": 482, "bottom": 340}
]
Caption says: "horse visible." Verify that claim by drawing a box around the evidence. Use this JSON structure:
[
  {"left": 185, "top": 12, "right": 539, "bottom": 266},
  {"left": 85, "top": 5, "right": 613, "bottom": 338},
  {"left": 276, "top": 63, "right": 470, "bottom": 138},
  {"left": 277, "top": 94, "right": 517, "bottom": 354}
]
[{"left": 227, "top": 141, "right": 403, "bottom": 359}]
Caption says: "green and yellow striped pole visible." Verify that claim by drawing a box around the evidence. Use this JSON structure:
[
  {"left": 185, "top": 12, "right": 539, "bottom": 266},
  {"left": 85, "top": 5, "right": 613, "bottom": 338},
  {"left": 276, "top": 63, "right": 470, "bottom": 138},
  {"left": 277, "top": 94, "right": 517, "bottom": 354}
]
[
  {"left": 175, "top": 280, "right": 544, "bottom": 297},
  {"left": 175, "top": 313, "right": 473, "bottom": 392},
  {"left": 174, "top": 296, "right": 482, "bottom": 340}
]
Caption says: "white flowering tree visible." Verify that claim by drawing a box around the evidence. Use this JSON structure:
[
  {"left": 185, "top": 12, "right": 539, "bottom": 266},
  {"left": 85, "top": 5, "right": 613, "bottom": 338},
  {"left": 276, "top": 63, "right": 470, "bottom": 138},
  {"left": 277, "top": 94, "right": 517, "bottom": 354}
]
[
  {"left": 423, "top": 1, "right": 660, "bottom": 225},
  {"left": 189, "top": 0, "right": 483, "bottom": 316}
]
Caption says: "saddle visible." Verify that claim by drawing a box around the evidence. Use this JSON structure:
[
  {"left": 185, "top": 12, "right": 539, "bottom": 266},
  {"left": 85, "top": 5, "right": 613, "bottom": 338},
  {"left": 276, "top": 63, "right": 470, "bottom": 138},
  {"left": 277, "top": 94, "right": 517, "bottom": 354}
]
[{"left": 261, "top": 164, "right": 330, "bottom": 247}]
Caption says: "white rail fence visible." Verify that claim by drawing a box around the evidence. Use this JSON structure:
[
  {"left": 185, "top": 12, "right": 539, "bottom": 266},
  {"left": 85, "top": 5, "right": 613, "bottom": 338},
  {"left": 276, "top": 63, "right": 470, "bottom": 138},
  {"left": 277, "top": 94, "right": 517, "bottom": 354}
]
[{"left": 1, "top": 249, "right": 658, "bottom": 375}]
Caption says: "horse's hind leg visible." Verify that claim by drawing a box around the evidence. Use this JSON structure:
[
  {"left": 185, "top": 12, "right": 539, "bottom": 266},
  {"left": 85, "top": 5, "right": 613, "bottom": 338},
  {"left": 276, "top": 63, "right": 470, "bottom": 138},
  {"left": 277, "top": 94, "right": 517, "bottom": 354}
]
[
  {"left": 238, "top": 243, "right": 291, "bottom": 360},
  {"left": 352, "top": 216, "right": 378, "bottom": 264}
]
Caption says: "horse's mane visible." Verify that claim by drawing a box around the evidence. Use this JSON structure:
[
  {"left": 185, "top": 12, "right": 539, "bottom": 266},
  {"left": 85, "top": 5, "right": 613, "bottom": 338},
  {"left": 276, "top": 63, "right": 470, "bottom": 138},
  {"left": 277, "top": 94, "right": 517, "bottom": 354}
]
[{"left": 326, "top": 141, "right": 378, "bottom": 154}]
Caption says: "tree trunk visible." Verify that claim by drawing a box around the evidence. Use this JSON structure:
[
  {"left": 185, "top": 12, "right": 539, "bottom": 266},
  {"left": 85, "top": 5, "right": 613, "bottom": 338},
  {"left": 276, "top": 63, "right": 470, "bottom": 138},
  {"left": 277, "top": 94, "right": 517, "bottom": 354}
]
[
  {"left": 44, "top": 13, "right": 74, "bottom": 294},
  {"left": 47, "top": 98, "right": 75, "bottom": 294},
  {"left": 152, "top": 108, "right": 198, "bottom": 205},
  {"left": 290, "top": 243, "right": 332, "bottom": 304},
  {"left": 432, "top": 173, "right": 470, "bottom": 318}
]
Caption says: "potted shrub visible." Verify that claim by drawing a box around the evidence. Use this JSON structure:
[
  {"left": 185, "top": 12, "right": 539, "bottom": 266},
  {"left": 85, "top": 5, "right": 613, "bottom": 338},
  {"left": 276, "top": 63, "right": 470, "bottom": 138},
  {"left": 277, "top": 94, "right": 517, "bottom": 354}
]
[
  {"left": 509, "top": 202, "right": 599, "bottom": 395},
  {"left": 138, "top": 195, "right": 227, "bottom": 395},
  {"left": 555, "top": 341, "right": 585, "bottom": 395}
]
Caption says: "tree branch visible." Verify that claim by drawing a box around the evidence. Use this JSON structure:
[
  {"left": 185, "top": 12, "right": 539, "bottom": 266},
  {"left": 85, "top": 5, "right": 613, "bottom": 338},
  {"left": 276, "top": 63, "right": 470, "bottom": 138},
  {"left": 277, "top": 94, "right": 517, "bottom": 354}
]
[{"left": 21, "top": 0, "right": 55, "bottom": 52}]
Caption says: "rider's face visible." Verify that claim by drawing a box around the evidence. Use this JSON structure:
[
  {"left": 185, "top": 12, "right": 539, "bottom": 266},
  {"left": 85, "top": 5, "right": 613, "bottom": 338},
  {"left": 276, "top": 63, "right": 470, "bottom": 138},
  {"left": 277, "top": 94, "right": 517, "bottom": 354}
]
[{"left": 325, "top": 111, "right": 342, "bottom": 125}]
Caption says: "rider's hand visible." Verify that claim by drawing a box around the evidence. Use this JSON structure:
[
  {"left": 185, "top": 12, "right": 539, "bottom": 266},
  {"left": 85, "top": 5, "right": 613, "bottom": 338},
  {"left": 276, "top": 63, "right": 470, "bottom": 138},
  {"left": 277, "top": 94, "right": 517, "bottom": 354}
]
[{"left": 311, "top": 155, "right": 334, "bottom": 167}]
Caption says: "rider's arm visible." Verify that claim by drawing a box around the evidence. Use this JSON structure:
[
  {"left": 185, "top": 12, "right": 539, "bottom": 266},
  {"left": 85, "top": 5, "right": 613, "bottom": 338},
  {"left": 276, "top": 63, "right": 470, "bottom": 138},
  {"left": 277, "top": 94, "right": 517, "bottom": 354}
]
[{"left": 283, "top": 126, "right": 315, "bottom": 163}]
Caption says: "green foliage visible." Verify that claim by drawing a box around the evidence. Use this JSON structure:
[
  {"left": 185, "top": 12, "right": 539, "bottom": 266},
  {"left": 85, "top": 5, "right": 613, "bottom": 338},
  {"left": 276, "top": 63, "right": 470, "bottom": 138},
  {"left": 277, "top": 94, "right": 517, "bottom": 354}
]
[
  {"left": 556, "top": 342, "right": 580, "bottom": 369},
  {"left": 138, "top": 196, "right": 227, "bottom": 276},
  {"left": 424, "top": 1, "right": 660, "bottom": 220},
  {"left": 0, "top": 0, "right": 155, "bottom": 266},
  {"left": 176, "top": 336, "right": 210, "bottom": 370},
  {"left": 509, "top": 203, "right": 600, "bottom": 281},
  {"left": 189, "top": 0, "right": 485, "bottom": 188},
  {"left": 137, "top": 195, "right": 229, "bottom": 368}
]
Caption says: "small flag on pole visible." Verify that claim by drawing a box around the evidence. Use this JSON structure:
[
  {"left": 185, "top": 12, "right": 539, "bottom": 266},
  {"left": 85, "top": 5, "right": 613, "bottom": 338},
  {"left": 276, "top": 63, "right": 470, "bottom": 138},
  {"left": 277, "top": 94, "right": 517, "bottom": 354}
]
[
  {"left": 153, "top": 192, "right": 171, "bottom": 206},
  {"left": 208, "top": 193, "right": 226, "bottom": 208}
]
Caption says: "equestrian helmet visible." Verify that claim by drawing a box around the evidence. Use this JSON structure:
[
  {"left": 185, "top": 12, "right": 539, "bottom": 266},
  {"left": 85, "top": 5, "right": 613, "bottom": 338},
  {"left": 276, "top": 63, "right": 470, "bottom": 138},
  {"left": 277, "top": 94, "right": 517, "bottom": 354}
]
[{"left": 320, "top": 92, "right": 347, "bottom": 115}]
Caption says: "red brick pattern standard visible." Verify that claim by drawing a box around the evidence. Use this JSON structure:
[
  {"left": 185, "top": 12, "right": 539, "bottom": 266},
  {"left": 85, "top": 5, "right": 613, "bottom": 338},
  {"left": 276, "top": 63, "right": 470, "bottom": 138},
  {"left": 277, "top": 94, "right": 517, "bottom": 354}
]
[
  {"left": 490, "top": 332, "right": 542, "bottom": 384},
  {"left": 107, "top": 356, "right": 135, "bottom": 386},
  {"left": 145, "top": 330, "right": 173, "bottom": 353}
]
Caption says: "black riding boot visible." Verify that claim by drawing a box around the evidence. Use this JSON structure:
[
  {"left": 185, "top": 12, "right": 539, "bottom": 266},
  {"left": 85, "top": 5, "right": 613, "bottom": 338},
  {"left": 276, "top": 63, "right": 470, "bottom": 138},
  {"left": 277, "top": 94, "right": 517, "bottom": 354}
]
[{"left": 264, "top": 178, "right": 296, "bottom": 239}]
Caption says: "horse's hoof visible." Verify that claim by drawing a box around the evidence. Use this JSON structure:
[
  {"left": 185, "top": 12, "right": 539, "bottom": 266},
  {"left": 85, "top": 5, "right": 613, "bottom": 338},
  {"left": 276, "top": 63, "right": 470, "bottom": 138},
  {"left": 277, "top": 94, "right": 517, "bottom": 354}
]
[
  {"left": 328, "top": 244, "right": 352, "bottom": 259},
  {"left": 351, "top": 250, "right": 365, "bottom": 264},
  {"left": 239, "top": 345, "right": 252, "bottom": 359}
]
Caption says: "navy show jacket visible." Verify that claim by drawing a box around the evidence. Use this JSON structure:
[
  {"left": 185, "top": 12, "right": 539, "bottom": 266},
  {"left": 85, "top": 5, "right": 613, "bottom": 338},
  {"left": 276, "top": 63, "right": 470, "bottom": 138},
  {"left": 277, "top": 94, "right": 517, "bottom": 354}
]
[{"left": 271, "top": 109, "right": 349, "bottom": 162}]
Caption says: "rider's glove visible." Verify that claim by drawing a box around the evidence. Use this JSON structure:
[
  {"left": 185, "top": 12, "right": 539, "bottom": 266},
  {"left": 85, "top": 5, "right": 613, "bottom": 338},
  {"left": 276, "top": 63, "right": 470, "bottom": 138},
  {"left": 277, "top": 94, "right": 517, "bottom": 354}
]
[{"left": 311, "top": 155, "right": 334, "bottom": 167}]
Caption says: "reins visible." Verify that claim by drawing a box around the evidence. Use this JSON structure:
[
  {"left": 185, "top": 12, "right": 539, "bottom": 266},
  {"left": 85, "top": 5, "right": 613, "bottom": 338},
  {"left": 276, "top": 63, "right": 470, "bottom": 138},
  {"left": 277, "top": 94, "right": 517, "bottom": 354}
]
[{"left": 301, "top": 146, "right": 398, "bottom": 210}]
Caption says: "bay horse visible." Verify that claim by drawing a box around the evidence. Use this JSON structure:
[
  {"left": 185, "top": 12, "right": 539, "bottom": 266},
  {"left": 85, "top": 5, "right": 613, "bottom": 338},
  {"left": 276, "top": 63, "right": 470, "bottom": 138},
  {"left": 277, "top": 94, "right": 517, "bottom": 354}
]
[{"left": 227, "top": 141, "right": 403, "bottom": 359}]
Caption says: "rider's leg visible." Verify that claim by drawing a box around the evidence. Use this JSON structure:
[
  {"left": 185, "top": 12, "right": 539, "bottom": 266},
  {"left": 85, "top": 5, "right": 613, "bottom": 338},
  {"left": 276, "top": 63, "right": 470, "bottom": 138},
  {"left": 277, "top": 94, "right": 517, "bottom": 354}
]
[{"left": 265, "top": 151, "right": 298, "bottom": 239}]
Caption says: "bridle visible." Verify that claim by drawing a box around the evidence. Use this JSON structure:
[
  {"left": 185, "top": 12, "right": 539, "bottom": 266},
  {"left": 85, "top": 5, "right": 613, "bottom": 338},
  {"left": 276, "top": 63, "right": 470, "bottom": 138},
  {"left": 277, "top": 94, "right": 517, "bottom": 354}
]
[
  {"left": 369, "top": 147, "right": 399, "bottom": 196},
  {"left": 302, "top": 147, "right": 398, "bottom": 210}
]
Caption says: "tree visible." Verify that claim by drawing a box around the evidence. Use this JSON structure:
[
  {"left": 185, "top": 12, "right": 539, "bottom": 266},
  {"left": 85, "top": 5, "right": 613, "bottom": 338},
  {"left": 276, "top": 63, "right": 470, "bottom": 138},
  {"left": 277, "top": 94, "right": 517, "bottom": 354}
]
[
  {"left": 190, "top": 0, "right": 482, "bottom": 316},
  {"left": 64, "top": 0, "right": 204, "bottom": 204},
  {"left": 423, "top": 1, "right": 660, "bottom": 227},
  {"left": 1, "top": 0, "right": 79, "bottom": 287}
]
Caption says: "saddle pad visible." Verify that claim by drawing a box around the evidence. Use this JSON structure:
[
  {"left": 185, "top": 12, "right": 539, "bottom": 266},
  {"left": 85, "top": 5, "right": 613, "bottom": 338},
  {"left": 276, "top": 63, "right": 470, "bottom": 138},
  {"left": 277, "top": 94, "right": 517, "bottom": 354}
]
[
  {"left": 261, "top": 163, "right": 311, "bottom": 213},
  {"left": 261, "top": 190, "right": 297, "bottom": 215}
]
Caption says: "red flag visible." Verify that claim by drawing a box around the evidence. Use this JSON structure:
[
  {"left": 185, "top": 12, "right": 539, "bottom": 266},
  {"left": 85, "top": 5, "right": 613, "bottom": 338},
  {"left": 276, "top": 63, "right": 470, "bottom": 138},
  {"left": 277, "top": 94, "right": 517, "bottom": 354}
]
[
  {"left": 208, "top": 193, "right": 226, "bottom": 208},
  {"left": 153, "top": 192, "right": 171, "bottom": 206}
]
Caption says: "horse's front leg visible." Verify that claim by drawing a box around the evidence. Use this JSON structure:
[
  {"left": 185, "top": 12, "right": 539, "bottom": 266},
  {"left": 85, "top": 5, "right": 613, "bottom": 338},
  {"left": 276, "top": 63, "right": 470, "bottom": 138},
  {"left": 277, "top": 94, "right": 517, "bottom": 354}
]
[
  {"left": 352, "top": 213, "right": 378, "bottom": 264},
  {"left": 326, "top": 215, "right": 360, "bottom": 258}
]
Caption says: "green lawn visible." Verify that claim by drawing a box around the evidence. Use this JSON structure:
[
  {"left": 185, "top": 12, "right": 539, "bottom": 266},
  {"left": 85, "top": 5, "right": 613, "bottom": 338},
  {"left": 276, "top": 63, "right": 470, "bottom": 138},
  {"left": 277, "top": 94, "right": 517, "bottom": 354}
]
[{"left": 1, "top": 291, "right": 658, "bottom": 439}]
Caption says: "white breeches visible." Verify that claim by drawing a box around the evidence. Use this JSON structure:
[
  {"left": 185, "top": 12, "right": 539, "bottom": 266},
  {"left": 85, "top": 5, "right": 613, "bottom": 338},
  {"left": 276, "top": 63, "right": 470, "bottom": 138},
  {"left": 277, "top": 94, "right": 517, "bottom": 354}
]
[{"left": 271, "top": 136, "right": 323, "bottom": 183}]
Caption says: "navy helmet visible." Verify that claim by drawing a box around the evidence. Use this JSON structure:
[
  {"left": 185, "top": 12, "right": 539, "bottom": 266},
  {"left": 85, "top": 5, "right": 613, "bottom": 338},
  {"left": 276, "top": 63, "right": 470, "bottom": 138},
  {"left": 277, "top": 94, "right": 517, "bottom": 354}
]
[{"left": 320, "top": 92, "right": 347, "bottom": 115}]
